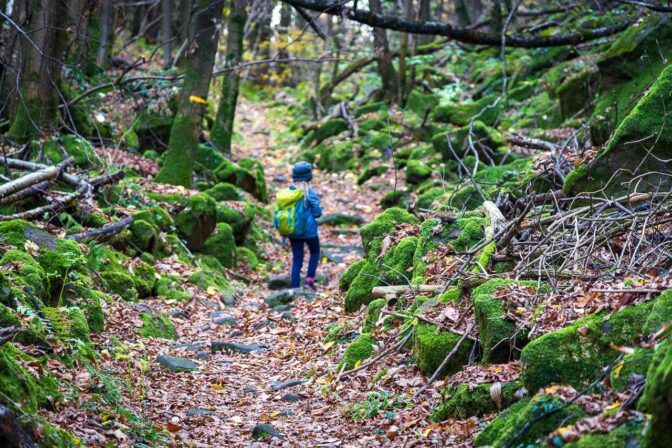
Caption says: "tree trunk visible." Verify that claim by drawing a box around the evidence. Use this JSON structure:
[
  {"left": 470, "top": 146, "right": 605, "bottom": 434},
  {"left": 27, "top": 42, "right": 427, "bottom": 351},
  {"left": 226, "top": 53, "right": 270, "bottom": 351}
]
[
  {"left": 398, "top": 0, "right": 414, "bottom": 102},
  {"left": 210, "top": 0, "right": 247, "bottom": 157},
  {"left": 369, "top": 0, "right": 398, "bottom": 102},
  {"left": 245, "top": 0, "right": 272, "bottom": 83},
  {"left": 97, "top": 0, "right": 112, "bottom": 69},
  {"left": 276, "top": 3, "right": 292, "bottom": 79},
  {"left": 154, "top": 0, "right": 223, "bottom": 187},
  {"left": 417, "top": 0, "right": 432, "bottom": 45},
  {"left": 162, "top": 0, "right": 173, "bottom": 67},
  {"left": 7, "top": 0, "right": 69, "bottom": 143}
]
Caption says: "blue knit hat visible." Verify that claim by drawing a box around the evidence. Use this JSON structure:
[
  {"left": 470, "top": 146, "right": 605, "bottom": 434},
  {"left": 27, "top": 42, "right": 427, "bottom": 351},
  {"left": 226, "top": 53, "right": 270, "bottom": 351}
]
[{"left": 292, "top": 161, "right": 313, "bottom": 182}]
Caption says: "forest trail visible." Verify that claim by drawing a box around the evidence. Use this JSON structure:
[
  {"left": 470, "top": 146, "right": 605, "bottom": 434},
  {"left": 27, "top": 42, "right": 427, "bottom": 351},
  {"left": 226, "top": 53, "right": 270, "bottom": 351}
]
[{"left": 117, "top": 98, "right": 412, "bottom": 446}]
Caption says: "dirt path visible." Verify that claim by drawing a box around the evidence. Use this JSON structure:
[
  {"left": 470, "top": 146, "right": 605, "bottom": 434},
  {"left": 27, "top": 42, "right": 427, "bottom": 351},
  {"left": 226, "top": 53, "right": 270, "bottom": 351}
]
[{"left": 131, "top": 98, "right": 411, "bottom": 446}]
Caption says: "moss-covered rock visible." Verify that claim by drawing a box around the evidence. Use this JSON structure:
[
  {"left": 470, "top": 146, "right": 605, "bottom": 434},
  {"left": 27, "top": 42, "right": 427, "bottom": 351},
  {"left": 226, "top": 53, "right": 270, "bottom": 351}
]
[
  {"left": 341, "top": 333, "right": 375, "bottom": 370},
  {"left": 640, "top": 338, "right": 672, "bottom": 447},
  {"left": 521, "top": 300, "right": 654, "bottom": 392},
  {"left": 195, "top": 143, "right": 226, "bottom": 171},
  {"left": 644, "top": 289, "right": 672, "bottom": 336},
  {"left": 1, "top": 250, "right": 49, "bottom": 299},
  {"left": 132, "top": 261, "right": 157, "bottom": 298},
  {"left": 557, "top": 69, "right": 598, "bottom": 119},
  {"left": 139, "top": 313, "right": 178, "bottom": 340},
  {"left": 344, "top": 260, "right": 380, "bottom": 313},
  {"left": 406, "top": 160, "right": 432, "bottom": 185},
  {"left": 610, "top": 347, "right": 653, "bottom": 392},
  {"left": 312, "top": 118, "right": 348, "bottom": 145},
  {"left": 405, "top": 90, "right": 439, "bottom": 116},
  {"left": 414, "top": 324, "right": 473, "bottom": 377},
  {"left": 155, "top": 274, "right": 191, "bottom": 301},
  {"left": 132, "top": 110, "right": 174, "bottom": 152},
  {"left": 565, "top": 422, "right": 646, "bottom": 448},
  {"left": 206, "top": 183, "right": 243, "bottom": 201},
  {"left": 213, "top": 159, "right": 258, "bottom": 197},
  {"left": 129, "top": 219, "right": 161, "bottom": 253},
  {"left": 472, "top": 279, "right": 547, "bottom": 363},
  {"left": 474, "top": 394, "right": 586, "bottom": 447},
  {"left": 41, "top": 135, "right": 102, "bottom": 168},
  {"left": 339, "top": 258, "right": 367, "bottom": 293},
  {"left": 174, "top": 193, "right": 217, "bottom": 251},
  {"left": 41, "top": 306, "right": 91, "bottom": 344},
  {"left": 201, "top": 223, "right": 236, "bottom": 269},
  {"left": 432, "top": 381, "right": 522, "bottom": 421},
  {"left": 0, "top": 343, "right": 58, "bottom": 413},
  {"left": 101, "top": 271, "right": 138, "bottom": 301},
  {"left": 359, "top": 208, "right": 419, "bottom": 259},
  {"left": 132, "top": 207, "right": 174, "bottom": 232},
  {"left": 380, "top": 189, "right": 410, "bottom": 209},
  {"left": 187, "top": 268, "right": 233, "bottom": 295},
  {"left": 238, "top": 157, "right": 268, "bottom": 203},
  {"left": 357, "top": 165, "right": 389, "bottom": 185},
  {"left": 362, "top": 298, "right": 387, "bottom": 333},
  {"left": 431, "top": 94, "right": 503, "bottom": 127},
  {"left": 432, "top": 120, "right": 507, "bottom": 162}
]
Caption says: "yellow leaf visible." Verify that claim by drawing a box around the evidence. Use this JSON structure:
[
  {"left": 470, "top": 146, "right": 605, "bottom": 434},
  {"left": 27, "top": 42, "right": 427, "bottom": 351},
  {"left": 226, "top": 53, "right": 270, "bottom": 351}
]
[
  {"left": 422, "top": 427, "right": 433, "bottom": 437},
  {"left": 609, "top": 342, "right": 635, "bottom": 354},
  {"left": 24, "top": 240, "right": 40, "bottom": 256},
  {"left": 322, "top": 341, "right": 335, "bottom": 351},
  {"left": 494, "top": 366, "right": 503, "bottom": 373},
  {"left": 557, "top": 425, "right": 574, "bottom": 436},
  {"left": 189, "top": 95, "right": 208, "bottom": 104},
  {"left": 412, "top": 317, "right": 419, "bottom": 326},
  {"left": 605, "top": 401, "right": 621, "bottom": 410},
  {"left": 612, "top": 360, "right": 624, "bottom": 378},
  {"left": 515, "top": 307, "right": 526, "bottom": 314},
  {"left": 271, "top": 411, "right": 281, "bottom": 417},
  {"left": 353, "top": 359, "right": 362, "bottom": 369},
  {"left": 211, "top": 384, "right": 225, "bottom": 390},
  {"left": 206, "top": 286, "right": 218, "bottom": 296}
]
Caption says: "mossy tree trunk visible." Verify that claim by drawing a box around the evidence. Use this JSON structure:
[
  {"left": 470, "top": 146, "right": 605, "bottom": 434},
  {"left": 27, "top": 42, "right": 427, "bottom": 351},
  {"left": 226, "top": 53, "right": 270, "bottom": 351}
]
[
  {"left": 245, "top": 0, "right": 272, "bottom": 84},
  {"left": 369, "top": 0, "right": 398, "bottom": 102},
  {"left": 154, "top": 0, "right": 223, "bottom": 187},
  {"left": 417, "top": 0, "right": 433, "bottom": 45},
  {"left": 161, "top": 0, "right": 173, "bottom": 68},
  {"left": 210, "top": 0, "right": 247, "bottom": 157},
  {"left": 97, "top": 0, "right": 112, "bottom": 69},
  {"left": 66, "top": 0, "right": 101, "bottom": 76},
  {"left": 7, "top": 0, "right": 69, "bottom": 143}
]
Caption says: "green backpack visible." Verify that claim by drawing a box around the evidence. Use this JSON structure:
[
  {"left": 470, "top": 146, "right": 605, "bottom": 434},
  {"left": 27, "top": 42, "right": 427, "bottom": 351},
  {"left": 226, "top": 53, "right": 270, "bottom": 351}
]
[{"left": 272, "top": 188, "right": 308, "bottom": 237}]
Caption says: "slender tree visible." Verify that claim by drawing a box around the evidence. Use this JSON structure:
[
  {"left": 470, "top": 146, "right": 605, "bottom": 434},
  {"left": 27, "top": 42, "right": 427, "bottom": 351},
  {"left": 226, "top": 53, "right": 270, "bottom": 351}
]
[
  {"left": 97, "top": 0, "right": 112, "bottom": 69},
  {"left": 162, "top": 0, "right": 173, "bottom": 67},
  {"left": 210, "top": 0, "right": 247, "bottom": 157},
  {"left": 7, "top": 0, "right": 69, "bottom": 143},
  {"left": 417, "top": 0, "right": 433, "bottom": 44},
  {"left": 369, "top": 0, "right": 398, "bottom": 102},
  {"left": 154, "top": 0, "right": 223, "bottom": 187}
]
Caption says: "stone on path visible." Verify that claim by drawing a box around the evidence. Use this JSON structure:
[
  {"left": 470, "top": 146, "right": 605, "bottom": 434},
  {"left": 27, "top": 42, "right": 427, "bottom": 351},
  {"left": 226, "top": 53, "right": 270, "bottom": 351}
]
[
  {"left": 270, "top": 379, "right": 306, "bottom": 392},
  {"left": 187, "top": 408, "right": 216, "bottom": 416},
  {"left": 318, "top": 213, "right": 365, "bottom": 227},
  {"left": 265, "top": 288, "right": 315, "bottom": 308},
  {"left": 211, "top": 341, "right": 267, "bottom": 354},
  {"left": 270, "top": 304, "right": 294, "bottom": 313},
  {"left": 268, "top": 275, "right": 291, "bottom": 290},
  {"left": 168, "top": 309, "right": 189, "bottom": 319},
  {"left": 156, "top": 354, "right": 200, "bottom": 372},
  {"left": 210, "top": 311, "right": 237, "bottom": 326},
  {"left": 281, "top": 393, "right": 302, "bottom": 402},
  {"left": 252, "top": 423, "right": 283, "bottom": 441}
]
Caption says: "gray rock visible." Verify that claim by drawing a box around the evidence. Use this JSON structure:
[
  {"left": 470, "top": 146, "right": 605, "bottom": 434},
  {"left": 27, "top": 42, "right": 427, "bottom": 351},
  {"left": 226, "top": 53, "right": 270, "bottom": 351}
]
[
  {"left": 280, "top": 311, "right": 293, "bottom": 320},
  {"left": 271, "top": 379, "right": 307, "bottom": 392},
  {"left": 270, "top": 304, "right": 295, "bottom": 313},
  {"left": 156, "top": 354, "right": 200, "bottom": 372},
  {"left": 134, "top": 303, "right": 153, "bottom": 314},
  {"left": 24, "top": 226, "right": 57, "bottom": 250},
  {"left": 318, "top": 213, "right": 365, "bottom": 227},
  {"left": 252, "top": 423, "right": 283, "bottom": 441},
  {"left": 187, "top": 408, "right": 215, "bottom": 416},
  {"left": 211, "top": 341, "right": 267, "bottom": 354},
  {"left": 281, "top": 393, "right": 302, "bottom": 402},
  {"left": 168, "top": 309, "right": 189, "bottom": 319},
  {"left": 222, "top": 291, "right": 241, "bottom": 307},
  {"left": 265, "top": 289, "right": 312, "bottom": 308},
  {"left": 268, "top": 275, "right": 292, "bottom": 290},
  {"left": 230, "top": 330, "right": 243, "bottom": 337},
  {"left": 196, "top": 351, "right": 212, "bottom": 361},
  {"left": 279, "top": 408, "right": 293, "bottom": 417},
  {"left": 272, "top": 174, "right": 289, "bottom": 184},
  {"left": 253, "top": 320, "right": 272, "bottom": 330},
  {"left": 173, "top": 342, "right": 203, "bottom": 351},
  {"left": 244, "top": 385, "right": 258, "bottom": 395},
  {"left": 210, "top": 311, "right": 237, "bottom": 326}
]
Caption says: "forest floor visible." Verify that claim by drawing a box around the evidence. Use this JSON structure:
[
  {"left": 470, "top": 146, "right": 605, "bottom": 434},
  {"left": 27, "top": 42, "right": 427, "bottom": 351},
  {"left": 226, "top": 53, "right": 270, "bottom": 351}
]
[{"left": 41, "top": 98, "right": 467, "bottom": 447}]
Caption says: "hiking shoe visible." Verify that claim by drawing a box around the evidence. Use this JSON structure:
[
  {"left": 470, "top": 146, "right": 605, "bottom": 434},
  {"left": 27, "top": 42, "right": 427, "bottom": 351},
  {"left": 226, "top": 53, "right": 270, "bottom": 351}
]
[{"left": 304, "top": 277, "right": 317, "bottom": 291}]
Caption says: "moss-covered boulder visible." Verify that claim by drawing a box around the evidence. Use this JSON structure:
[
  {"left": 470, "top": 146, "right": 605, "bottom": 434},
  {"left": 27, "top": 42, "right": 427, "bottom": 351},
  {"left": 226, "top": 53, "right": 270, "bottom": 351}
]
[
  {"left": 238, "top": 157, "right": 269, "bottom": 203},
  {"left": 311, "top": 118, "right": 348, "bottom": 145},
  {"left": 216, "top": 203, "right": 253, "bottom": 244},
  {"left": 565, "top": 422, "right": 646, "bottom": 448},
  {"left": 102, "top": 271, "right": 138, "bottom": 301},
  {"left": 1, "top": 250, "right": 49, "bottom": 299},
  {"left": 405, "top": 90, "right": 439, "bottom": 116},
  {"left": 206, "top": 183, "right": 243, "bottom": 201},
  {"left": 213, "top": 159, "right": 258, "bottom": 198},
  {"left": 414, "top": 324, "right": 473, "bottom": 377},
  {"left": 201, "top": 223, "right": 236, "bottom": 269},
  {"left": 521, "top": 300, "right": 654, "bottom": 392},
  {"left": 195, "top": 143, "right": 226, "bottom": 171},
  {"left": 339, "top": 258, "right": 367, "bottom": 293},
  {"left": 341, "top": 333, "right": 375, "bottom": 370},
  {"left": 132, "top": 110, "right": 174, "bottom": 151},
  {"left": 432, "top": 120, "right": 507, "bottom": 162},
  {"left": 41, "top": 306, "right": 91, "bottom": 344},
  {"left": 406, "top": 160, "right": 432, "bottom": 185},
  {"left": 432, "top": 381, "right": 522, "bottom": 421},
  {"left": 610, "top": 347, "right": 653, "bottom": 392},
  {"left": 174, "top": 193, "right": 217, "bottom": 251},
  {"left": 0, "top": 343, "right": 59, "bottom": 413},
  {"left": 41, "top": 135, "right": 102, "bottom": 168},
  {"left": 565, "top": 63, "right": 672, "bottom": 197},
  {"left": 156, "top": 274, "right": 191, "bottom": 301},
  {"left": 362, "top": 298, "right": 387, "bottom": 333},
  {"left": 639, "top": 337, "right": 672, "bottom": 446},
  {"left": 343, "top": 260, "right": 380, "bottom": 313},
  {"left": 129, "top": 219, "right": 161, "bottom": 253},
  {"left": 139, "top": 313, "right": 178, "bottom": 340},
  {"left": 188, "top": 268, "right": 233, "bottom": 295},
  {"left": 472, "top": 279, "right": 548, "bottom": 363},
  {"left": 132, "top": 261, "right": 157, "bottom": 298},
  {"left": 357, "top": 165, "right": 389, "bottom": 185},
  {"left": 557, "top": 69, "right": 598, "bottom": 120},
  {"left": 431, "top": 95, "right": 503, "bottom": 127},
  {"left": 132, "top": 207, "right": 174, "bottom": 232},
  {"left": 474, "top": 394, "right": 586, "bottom": 447},
  {"left": 359, "top": 208, "right": 419, "bottom": 259}
]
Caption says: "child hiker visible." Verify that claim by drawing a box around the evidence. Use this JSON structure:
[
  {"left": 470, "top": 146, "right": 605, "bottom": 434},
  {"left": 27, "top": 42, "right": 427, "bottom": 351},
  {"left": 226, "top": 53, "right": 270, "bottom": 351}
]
[{"left": 272, "top": 161, "right": 322, "bottom": 290}]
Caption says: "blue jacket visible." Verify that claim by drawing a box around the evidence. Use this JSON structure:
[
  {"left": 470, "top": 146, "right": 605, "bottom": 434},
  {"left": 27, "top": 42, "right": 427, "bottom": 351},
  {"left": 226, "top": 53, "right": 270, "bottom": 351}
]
[{"left": 290, "top": 185, "right": 322, "bottom": 239}]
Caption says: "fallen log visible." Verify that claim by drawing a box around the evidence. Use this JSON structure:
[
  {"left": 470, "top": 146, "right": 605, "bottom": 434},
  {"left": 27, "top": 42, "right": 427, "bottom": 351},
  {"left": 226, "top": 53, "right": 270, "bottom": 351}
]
[
  {"left": 0, "top": 166, "right": 60, "bottom": 200},
  {"left": 90, "top": 170, "right": 125, "bottom": 189},
  {"left": 66, "top": 216, "right": 134, "bottom": 242},
  {"left": 372, "top": 284, "right": 443, "bottom": 299},
  {"left": 0, "top": 180, "right": 55, "bottom": 205}
]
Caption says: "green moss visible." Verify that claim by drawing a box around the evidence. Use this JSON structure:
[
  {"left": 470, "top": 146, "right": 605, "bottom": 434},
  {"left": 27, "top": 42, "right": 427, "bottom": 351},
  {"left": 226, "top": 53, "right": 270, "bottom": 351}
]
[
  {"left": 154, "top": 114, "right": 197, "bottom": 187},
  {"left": 156, "top": 274, "right": 191, "bottom": 301},
  {"left": 82, "top": 292, "right": 106, "bottom": 333},
  {"left": 354, "top": 101, "right": 385, "bottom": 118},
  {"left": 1, "top": 250, "right": 48, "bottom": 298},
  {"left": 0, "top": 219, "right": 38, "bottom": 246},
  {"left": 339, "top": 259, "right": 367, "bottom": 292},
  {"left": 0, "top": 303, "right": 20, "bottom": 327},
  {"left": 133, "top": 261, "right": 157, "bottom": 298},
  {"left": 610, "top": 347, "right": 653, "bottom": 392},
  {"left": 359, "top": 208, "right": 419, "bottom": 259},
  {"left": 431, "top": 94, "right": 503, "bottom": 127},
  {"left": 432, "top": 121, "right": 506, "bottom": 162},
  {"left": 195, "top": 143, "right": 226, "bottom": 170},
  {"left": 133, "top": 207, "right": 174, "bottom": 232},
  {"left": 174, "top": 193, "right": 217, "bottom": 251},
  {"left": 381, "top": 236, "right": 418, "bottom": 285},
  {"left": 213, "top": 159, "right": 257, "bottom": 195},
  {"left": 0, "top": 343, "right": 55, "bottom": 413},
  {"left": 187, "top": 269, "right": 232, "bottom": 295},
  {"left": 644, "top": 289, "right": 672, "bottom": 336},
  {"left": 406, "top": 160, "right": 432, "bottom": 185},
  {"left": 521, "top": 301, "right": 653, "bottom": 392},
  {"left": 341, "top": 333, "right": 375, "bottom": 370},
  {"left": 129, "top": 219, "right": 160, "bottom": 253},
  {"left": 362, "top": 299, "right": 387, "bottom": 333},
  {"left": 315, "top": 141, "right": 357, "bottom": 173},
  {"left": 202, "top": 223, "right": 236, "bottom": 269},
  {"left": 344, "top": 260, "right": 380, "bottom": 312},
  {"left": 566, "top": 422, "right": 646, "bottom": 448},
  {"left": 216, "top": 203, "right": 252, "bottom": 243},
  {"left": 101, "top": 271, "right": 138, "bottom": 301},
  {"left": 557, "top": 69, "right": 598, "bottom": 119},
  {"left": 238, "top": 157, "right": 269, "bottom": 203},
  {"left": 639, "top": 338, "right": 672, "bottom": 447},
  {"left": 380, "top": 189, "right": 410, "bottom": 209},
  {"left": 416, "top": 187, "right": 444, "bottom": 210},
  {"left": 414, "top": 324, "right": 473, "bottom": 377},
  {"left": 357, "top": 165, "right": 389, "bottom": 185},
  {"left": 474, "top": 394, "right": 586, "bottom": 447},
  {"left": 140, "top": 313, "right": 178, "bottom": 340},
  {"left": 132, "top": 110, "right": 174, "bottom": 151},
  {"left": 405, "top": 90, "right": 439, "bottom": 116},
  {"left": 206, "top": 183, "right": 243, "bottom": 201},
  {"left": 432, "top": 381, "right": 521, "bottom": 421},
  {"left": 312, "top": 118, "right": 348, "bottom": 145},
  {"left": 42, "top": 306, "right": 91, "bottom": 343},
  {"left": 42, "top": 135, "right": 102, "bottom": 168},
  {"left": 236, "top": 246, "right": 258, "bottom": 269}
]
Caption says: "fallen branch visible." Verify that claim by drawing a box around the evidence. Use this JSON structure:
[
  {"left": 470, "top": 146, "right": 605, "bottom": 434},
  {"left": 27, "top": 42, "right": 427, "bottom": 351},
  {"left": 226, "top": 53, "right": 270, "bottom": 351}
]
[
  {"left": 506, "top": 133, "right": 560, "bottom": 152},
  {"left": 0, "top": 180, "right": 55, "bottom": 205},
  {"left": 66, "top": 216, "right": 134, "bottom": 242},
  {"left": 0, "top": 166, "right": 60, "bottom": 200},
  {"left": 90, "top": 170, "right": 125, "bottom": 189},
  {"left": 413, "top": 322, "right": 475, "bottom": 399},
  {"left": 372, "top": 284, "right": 443, "bottom": 299}
]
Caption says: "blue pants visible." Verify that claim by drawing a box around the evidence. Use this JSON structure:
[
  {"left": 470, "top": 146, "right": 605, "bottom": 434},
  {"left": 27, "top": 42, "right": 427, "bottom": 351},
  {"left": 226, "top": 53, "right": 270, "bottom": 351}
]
[{"left": 290, "top": 237, "right": 320, "bottom": 288}]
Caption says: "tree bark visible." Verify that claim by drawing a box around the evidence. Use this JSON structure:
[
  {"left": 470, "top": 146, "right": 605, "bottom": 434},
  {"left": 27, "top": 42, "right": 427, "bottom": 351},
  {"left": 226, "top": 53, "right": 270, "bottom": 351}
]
[
  {"left": 162, "top": 0, "right": 173, "bottom": 68},
  {"left": 154, "top": 0, "right": 223, "bottom": 187},
  {"left": 210, "top": 0, "right": 247, "bottom": 157},
  {"left": 369, "top": 0, "right": 398, "bottom": 102},
  {"left": 7, "top": 0, "right": 69, "bottom": 143},
  {"left": 417, "top": 0, "right": 432, "bottom": 44},
  {"left": 97, "top": 0, "right": 112, "bottom": 69}
]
